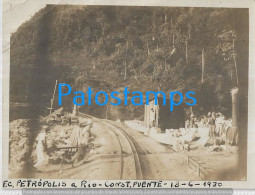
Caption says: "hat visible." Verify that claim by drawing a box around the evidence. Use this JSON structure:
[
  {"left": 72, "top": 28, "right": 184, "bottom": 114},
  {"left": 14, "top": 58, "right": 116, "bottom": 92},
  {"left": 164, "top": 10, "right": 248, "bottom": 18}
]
[{"left": 208, "top": 112, "right": 211, "bottom": 116}]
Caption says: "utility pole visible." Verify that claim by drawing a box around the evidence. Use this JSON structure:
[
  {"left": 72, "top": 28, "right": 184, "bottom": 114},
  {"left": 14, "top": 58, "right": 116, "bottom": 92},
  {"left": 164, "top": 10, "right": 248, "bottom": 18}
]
[{"left": 50, "top": 80, "right": 58, "bottom": 114}]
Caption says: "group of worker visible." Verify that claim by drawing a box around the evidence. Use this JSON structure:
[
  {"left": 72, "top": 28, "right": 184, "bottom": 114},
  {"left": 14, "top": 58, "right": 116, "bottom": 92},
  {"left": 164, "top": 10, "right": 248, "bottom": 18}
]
[
  {"left": 34, "top": 118, "right": 93, "bottom": 168},
  {"left": 187, "top": 112, "right": 230, "bottom": 139}
]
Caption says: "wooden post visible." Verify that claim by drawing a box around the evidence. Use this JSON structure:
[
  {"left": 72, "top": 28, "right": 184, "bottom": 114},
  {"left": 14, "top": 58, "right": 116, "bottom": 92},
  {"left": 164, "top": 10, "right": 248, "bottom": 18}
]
[
  {"left": 231, "top": 88, "right": 239, "bottom": 145},
  {"left": 201, "top": 49, "right": 205, "bottom": 83},
  {"left": 50, "top": 80, "right": 58, "bottom": 114}
]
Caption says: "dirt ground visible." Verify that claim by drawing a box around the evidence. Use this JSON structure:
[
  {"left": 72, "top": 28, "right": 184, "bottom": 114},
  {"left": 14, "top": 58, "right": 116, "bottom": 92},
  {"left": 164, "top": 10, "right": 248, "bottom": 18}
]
[
  {"left": 116, "top": 121, "right": 240, "bottom": 181},
  {"left": 9, "top": 118, "right": 240, "bottom": 181}
]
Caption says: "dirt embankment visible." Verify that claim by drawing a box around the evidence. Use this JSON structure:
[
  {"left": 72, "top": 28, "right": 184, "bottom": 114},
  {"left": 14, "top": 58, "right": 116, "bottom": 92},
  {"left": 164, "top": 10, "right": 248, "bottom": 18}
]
[{"left": 9, "top": 119, "right": 36, "bottom": 174}]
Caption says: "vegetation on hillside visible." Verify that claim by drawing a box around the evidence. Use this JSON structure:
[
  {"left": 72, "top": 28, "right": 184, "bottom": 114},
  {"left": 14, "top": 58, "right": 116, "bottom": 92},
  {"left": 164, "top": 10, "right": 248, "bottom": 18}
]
[{"left": 10, "top": 5, "right": 248, "bottom": 119}]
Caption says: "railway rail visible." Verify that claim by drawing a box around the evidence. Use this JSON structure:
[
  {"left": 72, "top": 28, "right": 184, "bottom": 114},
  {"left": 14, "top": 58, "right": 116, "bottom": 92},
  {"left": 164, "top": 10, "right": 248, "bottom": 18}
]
[{"left": 79, "top": 112, "right": 143, "bottom": 179}]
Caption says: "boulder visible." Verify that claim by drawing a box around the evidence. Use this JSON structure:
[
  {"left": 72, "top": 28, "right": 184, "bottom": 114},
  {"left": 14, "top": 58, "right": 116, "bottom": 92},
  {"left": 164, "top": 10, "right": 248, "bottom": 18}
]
[
  {"left": 173, "top": 139, "right": 184, "bottom": 152},
  {"left": 182, "top": 128, "right": 197, "bottom": 142}
]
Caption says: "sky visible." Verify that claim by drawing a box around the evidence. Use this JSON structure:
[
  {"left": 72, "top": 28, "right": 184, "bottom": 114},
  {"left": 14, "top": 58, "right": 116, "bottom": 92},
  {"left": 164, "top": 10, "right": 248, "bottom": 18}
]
[{"left": 3, "top": 0, "right": 48, "bottom": 33}]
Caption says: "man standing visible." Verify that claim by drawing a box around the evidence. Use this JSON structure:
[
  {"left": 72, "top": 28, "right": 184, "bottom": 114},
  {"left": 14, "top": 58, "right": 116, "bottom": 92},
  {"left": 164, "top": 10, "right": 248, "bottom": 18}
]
[
  {"left": 71, "top": 120, "right": 92, "bottom": 163},
  {"left": 208, "top": 112, "right": 216, "bottom": 138},
  {"left": 190, "top": 114, "right": 195, "bottom": 128},
  {"left": 34, "top": 125, "right": 49, "bottom": 168}
]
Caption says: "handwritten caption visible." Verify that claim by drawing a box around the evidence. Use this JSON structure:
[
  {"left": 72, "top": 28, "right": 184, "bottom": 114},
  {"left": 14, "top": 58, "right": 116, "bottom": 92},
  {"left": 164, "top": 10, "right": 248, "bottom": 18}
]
[{"left": 3, "top": 180, "right": 223, "bottom": 189}]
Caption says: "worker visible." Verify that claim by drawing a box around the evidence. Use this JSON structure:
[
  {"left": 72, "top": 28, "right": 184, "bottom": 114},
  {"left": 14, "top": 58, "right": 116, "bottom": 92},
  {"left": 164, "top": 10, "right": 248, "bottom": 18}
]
[
  {"left": 34, "top": 125, "right": 49, "bottom": 168},
  {"left": 190, "top": 114, "right": 195, "bottom": 128},
  {"left": 185, "top": 120, "right": 190, "bottom": 129},
  {"left": 200, "top": 115, "right": 207, "bottom": 127},
  {"left": 71, "top": 119, "right": 92, "bottom": 163},
  {"left": 215, "top": 113, "right": 225, "bottom": 137},
  {"left": 207, "top": 112, "right": 216, "bottom": 138},
  {"left": 150, "top": 108, "right": 155, "bottom": 127}
]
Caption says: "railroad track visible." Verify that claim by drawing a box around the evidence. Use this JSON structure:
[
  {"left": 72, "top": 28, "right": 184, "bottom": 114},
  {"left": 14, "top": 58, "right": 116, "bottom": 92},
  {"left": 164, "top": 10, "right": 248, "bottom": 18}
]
[
  {"left": 120, "top": 122, "right": 160, "bottom": 179},
  {"left": 79, "top": 112, "right": 143, "bottom": 179}
]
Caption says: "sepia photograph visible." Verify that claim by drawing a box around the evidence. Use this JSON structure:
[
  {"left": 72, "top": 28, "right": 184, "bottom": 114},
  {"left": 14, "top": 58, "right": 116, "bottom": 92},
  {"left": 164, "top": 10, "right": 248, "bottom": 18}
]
[{"left": 5, "top": 4, "right": 249, "bottom": 184}]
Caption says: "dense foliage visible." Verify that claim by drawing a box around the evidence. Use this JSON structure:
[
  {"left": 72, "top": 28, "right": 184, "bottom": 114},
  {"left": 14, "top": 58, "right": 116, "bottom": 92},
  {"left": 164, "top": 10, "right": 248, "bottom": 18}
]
[{"left": 10, "top": 5, "right": 248, "bottom": 119}]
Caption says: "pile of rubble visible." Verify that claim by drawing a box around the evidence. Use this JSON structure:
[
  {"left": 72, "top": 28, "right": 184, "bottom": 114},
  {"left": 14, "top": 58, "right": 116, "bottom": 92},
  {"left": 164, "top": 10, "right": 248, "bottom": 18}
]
[
  {"left": 125, "top": 119, "right": 231, "bottom": 153},
  {"left": 9, "top": 119, "right": 32, "bottom": 173},
  {"left": 164, "top": 128, "right": 201, "bottom": 152},
  {"left": 46, "top": 108, "right": 79, "bottom": 125},
  {"left": 31, "top": 108, "right": 93, "bottom": 165},
  {"left": 160, "top": 126, "right": 229, "bottom": 152},
  {"left": 9, "top": 107, "right": 96, "bottom": 174}
]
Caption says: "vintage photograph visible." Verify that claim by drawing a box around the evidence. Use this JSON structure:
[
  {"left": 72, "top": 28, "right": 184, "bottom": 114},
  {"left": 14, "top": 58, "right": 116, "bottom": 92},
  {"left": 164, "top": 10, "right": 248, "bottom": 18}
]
[{"left": 8, "top": 5, "right": 248, "bottom": 181}]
